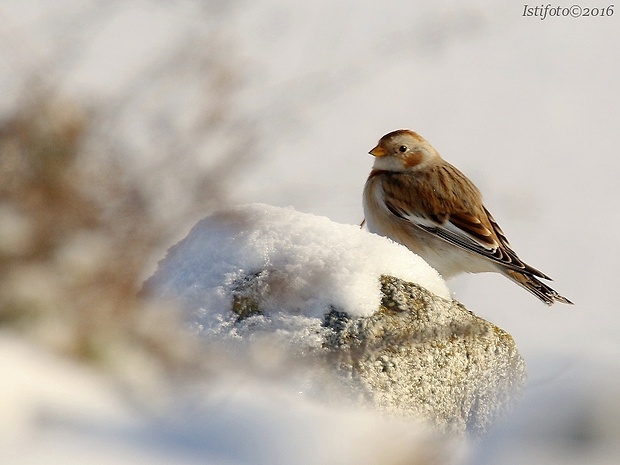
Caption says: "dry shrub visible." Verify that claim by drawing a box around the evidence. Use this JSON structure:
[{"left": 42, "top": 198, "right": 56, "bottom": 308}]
[
  {"left": 0, "top": 95, "right": 148, "bottom": 366},
  {"left": 0, "top": 82, "right": 251, "bottom": 378},
  {"left": 0, "top": 3, "right": 257, "bottom": 379}
]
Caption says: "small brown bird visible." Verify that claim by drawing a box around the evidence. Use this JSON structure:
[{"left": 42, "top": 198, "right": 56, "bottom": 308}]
[{"left": 363, "top": 129, "right": 572, "bottom": 305}]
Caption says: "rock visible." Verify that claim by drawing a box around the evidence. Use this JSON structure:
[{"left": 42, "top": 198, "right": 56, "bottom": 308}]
[
  {"left": 229, "top": 271, "right": 525, "bottom": 436},
  {"left": 144, "top": 205, "right": 525, "bottom": 436},
  {"left": 323, "top": 275, "right": 525, "bottom": 436}
]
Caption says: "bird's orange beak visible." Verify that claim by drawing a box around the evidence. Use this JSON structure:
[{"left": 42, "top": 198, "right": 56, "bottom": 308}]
[{"left": 369, "top": 145, "right": 387, "bottom": 157}]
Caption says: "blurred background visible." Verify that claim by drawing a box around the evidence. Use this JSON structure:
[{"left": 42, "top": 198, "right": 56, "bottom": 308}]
[{"left": 1, "top": 0, "right": 619, "bottom": 464}]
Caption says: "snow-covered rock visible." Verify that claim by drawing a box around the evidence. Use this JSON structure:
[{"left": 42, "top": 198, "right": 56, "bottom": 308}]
[
  {"left": 144, "top": 204, "right": 524, "bottom": 435},
  {"left": 143, "top": 203, "right": 449, "bottom": 327}
]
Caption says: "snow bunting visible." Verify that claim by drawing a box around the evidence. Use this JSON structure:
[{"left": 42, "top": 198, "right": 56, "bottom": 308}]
[{"left": 362, "top": 129, "right": 572, "bottom": 305}]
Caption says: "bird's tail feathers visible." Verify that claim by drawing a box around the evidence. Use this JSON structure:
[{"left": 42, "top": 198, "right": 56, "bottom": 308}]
[{"left": 504, "top": 269, "right": 573, "bottom": 306}]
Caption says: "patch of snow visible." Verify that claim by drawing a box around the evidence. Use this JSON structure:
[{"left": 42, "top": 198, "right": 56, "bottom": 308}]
[
  {"left": 466, "top": 351, "right": 620, "bottom": 465},
  {"left": 0, "top": 332, "right": 456, "bottom": 465},
  {"left": 146, "top": 203, "right": 449, "bottom": 333}
]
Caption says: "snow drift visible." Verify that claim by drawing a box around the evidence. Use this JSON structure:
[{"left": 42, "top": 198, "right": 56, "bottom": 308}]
[{"left": 144, "top": 203, "right": 450, "bottom": 332}]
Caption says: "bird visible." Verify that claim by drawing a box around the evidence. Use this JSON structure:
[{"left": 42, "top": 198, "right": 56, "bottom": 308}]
[{"left": 362, "top": 129, "right": 572, "bottom": 305}]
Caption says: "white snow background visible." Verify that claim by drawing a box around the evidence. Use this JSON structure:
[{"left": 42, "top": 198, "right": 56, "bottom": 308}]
[{"left": 1, "top": 0, "right": 620, "bottom": 464}]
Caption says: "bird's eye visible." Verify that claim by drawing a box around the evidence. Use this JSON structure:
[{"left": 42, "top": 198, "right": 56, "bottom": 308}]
[{"left": 398, "top": 145, "right": 407, "bottom": 153}]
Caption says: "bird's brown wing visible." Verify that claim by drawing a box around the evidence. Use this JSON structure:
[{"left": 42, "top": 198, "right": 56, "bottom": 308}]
[{"left": 381, "top": 169, "right": 550, "bottom": 279}]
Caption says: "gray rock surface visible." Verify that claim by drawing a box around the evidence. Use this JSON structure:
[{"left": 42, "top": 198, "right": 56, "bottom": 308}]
[
  {"left": 322, "top": 275, "right": 525, "bottom": 435},
  {"left": 231, "top": 272, "right": 526, "bottom": 436}
]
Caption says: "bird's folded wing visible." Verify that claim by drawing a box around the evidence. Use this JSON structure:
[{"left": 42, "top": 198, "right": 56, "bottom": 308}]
[{"left": 385, "top": 200, "right": 550, "bottom": 279}]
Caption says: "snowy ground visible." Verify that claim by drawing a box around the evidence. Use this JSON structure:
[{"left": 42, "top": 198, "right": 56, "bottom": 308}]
[{"left": 1, "top": 0, "right": 620, "bottom": 463}]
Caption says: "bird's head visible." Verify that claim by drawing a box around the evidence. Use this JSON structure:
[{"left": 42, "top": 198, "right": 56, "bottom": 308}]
[{"left": 369, "top": 129, "right": 440, "bottom": 172}]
